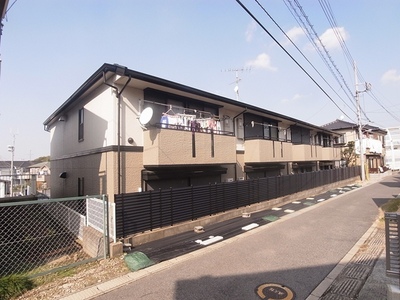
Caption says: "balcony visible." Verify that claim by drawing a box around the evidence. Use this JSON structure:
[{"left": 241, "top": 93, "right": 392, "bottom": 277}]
[
  {"left": 143, "top": 127, "right": 236, "bottom": 166},
  {"left": 244, "top": 139, "right": 293, "bottom": 163},
  {"left": 293, "top": 144, "right": 340, "bottom": 161}
]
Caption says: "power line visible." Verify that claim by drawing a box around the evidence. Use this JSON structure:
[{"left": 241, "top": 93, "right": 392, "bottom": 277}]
[
  {"left": 319, "top": 0, "right": 398, "bottom": 125},
  {"left": 253, "top": 0, "right": 357, "bottom": 117},
  {"left": 235, "top": 0, "right": 354, "bottom": 121}
]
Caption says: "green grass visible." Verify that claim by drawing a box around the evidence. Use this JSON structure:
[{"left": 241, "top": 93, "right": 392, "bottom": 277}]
[
  {"left": 0, "top": 275, "right": 34, "bottom": 300},
  {"left": 381, "top": 197, "right": 400, "bottom": 213}
]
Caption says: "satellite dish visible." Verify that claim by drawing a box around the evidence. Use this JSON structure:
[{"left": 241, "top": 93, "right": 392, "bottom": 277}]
[{"left": 139, "top": 107, "right": 153, "bottom": 126}]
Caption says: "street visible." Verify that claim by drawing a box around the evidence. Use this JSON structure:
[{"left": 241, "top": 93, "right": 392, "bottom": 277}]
[{"left": 93, "top": 174, "right": 399, "bottom": 300}]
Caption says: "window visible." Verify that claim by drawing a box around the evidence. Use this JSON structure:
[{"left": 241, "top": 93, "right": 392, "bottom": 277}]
[{"left": 78, "top": 108, "right": 84, "bottom": 141}]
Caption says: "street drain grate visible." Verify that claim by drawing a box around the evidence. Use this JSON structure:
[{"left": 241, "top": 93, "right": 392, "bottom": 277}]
[
  {"left": 351, "top": 253, "right": 377, "bottom": 266},
  {"left": 262, "top": 215, "right": 279, "bottom": 222},
  {"left": 365, "top": 245, "right": 384, "bottom": 256},
  {"left": 329, "top": 278, "right": 363, "bottom": 298},
  {"left": 342, "top": 264, "right": 372, "bottom": 280},
  {"left": 320, "top": 294, "right": 352, "bottom": 300}
]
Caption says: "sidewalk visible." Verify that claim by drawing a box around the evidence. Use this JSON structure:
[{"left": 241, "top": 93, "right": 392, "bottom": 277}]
[{"left": 307, "top": 219, "right": 399, "bottom": 299}]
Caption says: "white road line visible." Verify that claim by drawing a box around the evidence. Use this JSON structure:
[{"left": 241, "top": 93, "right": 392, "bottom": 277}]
[
  {"left": 284, "top": 209, "right": 295, "bottom": 213},
  {"left": 242, "top": 223, "right": 260, "bottom": 231},
  {"left": 272, "top": 207, "right": 282, "bottom": 211},
  {"left": 317, "top": 198, "right": 326, "bottom": 202},
  {"left": 292, "top": 201, "right": 301, "bottom": 204},
  {"left": 195, "top": 236, "right": 224, "bottom": 246}
]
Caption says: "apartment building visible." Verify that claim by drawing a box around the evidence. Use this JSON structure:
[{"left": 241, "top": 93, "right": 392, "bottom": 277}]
[
  {"left": 322, "top": 119, "right": 386, "bottom": 173},
  {"left": 43, "top": 63, "right": 342, "bottom": 200}
]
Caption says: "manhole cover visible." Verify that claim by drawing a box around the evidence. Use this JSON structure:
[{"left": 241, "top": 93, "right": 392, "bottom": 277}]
[{"left": 255, "top": 283, "right": 295, "bottom": 299}]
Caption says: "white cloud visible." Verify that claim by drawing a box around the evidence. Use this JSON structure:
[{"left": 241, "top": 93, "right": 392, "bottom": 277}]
[
  {"left": 318, "top": 27, "right": 348, "bottom": 50},
  {"left": 381, "top": 69, "right": 400, "bottom": 84},
  {"left": 281, "top": 93, "right": 307, "bottom": 103},
  {"left": 245, "top": 21, "right": 257, "bottom": 42},
  {"left": 245, "top": 53, "right": 277, "bottom": 71},
  {"left": 285, "top": 26, "right": 304, "bottom": 43}
]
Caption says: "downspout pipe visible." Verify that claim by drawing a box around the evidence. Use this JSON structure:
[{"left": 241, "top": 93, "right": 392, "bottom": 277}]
[
  {"left": 232, "top": 108, "right": 247, "bottom": 136},
  {"left": 103, "top": 70, "right": 131, "bottom": 194}
]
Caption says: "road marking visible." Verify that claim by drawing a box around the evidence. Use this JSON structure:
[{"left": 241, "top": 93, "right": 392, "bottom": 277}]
[
  {"left": 306, "top": 197, "right": 314, "bottom": 200},
  {"left": 242, "top": 223, "right": 259, "bottom": 231},
  {"left": 330, "top": 194, "right": 338, "bottom": 197},
  {"left": 292, "top": 201, "right": 301, "bottom": 204},
  {"left": 317, "top": 198, "right": 325, "bottom": 202},
  {"left": 272, "top": 207, "right": 282, "bottom": 211},
  {"left": 284, "top": 209, "right": 295, "bottom": 213},
  {"left": 262, "top": 215, "right": 280, "bottom": 222},
  {"left": 195, "top": 236, "right": 223, "bottom": 246}
]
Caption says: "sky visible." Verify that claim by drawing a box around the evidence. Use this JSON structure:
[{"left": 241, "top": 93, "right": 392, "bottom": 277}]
[{"left": 0, "top": 0, "right": 399, "bottom": 161}]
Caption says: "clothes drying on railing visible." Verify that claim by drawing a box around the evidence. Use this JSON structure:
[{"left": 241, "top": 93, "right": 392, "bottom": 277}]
[{"left": 160, "top": 113, "right": 222, "bottom": 133}]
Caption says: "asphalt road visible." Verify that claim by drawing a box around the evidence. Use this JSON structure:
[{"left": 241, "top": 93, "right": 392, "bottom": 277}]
[{"left": 94, "top": 174, "right": 400, "bottom": 300}]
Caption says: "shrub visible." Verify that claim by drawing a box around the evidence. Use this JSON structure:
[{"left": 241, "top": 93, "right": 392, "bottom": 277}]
[
  {"left": 0, "top": 275, "right": 34, "bottom": 300},
  {"left": 381, "top": 198, "right": 400, "bottom": 213}
]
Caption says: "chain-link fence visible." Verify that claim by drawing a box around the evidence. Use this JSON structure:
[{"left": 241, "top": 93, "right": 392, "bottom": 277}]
[{"left": 0, "top": 195, "right": 113, "bottom": 278}]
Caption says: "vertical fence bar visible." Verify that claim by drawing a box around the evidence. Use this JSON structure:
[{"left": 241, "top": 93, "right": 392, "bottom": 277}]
[{"left": 102, "top": 194, "right": 109, "bottom": 259}]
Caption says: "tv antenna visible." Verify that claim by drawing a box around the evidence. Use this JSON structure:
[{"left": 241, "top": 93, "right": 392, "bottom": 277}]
[{"left": 223, "top": 67, "right": 251, "bottom": 101}]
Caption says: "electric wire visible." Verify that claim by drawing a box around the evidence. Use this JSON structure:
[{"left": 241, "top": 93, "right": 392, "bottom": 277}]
[
  {"left": 286, "top": 0, "right": 372, "bottom": 123},
  {"left": 319, "top": 0, "right": 398, "bottom": 125},
  {"left": 253, "top": 0, "right": 357, "bottom": 117},
  {"left": 284, "top": 0, "right": 370, "bottom": 122},
  {"left": 235, "top": 0, "right": 354, "bottom": 121}
]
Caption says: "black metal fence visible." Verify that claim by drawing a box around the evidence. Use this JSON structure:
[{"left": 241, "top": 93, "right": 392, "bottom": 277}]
[
  {"left": 115, "top": 166, "right": 360, "bottom": 238},
  {"left": 385, "top": 212, "right": 400, "bottom": 277}
]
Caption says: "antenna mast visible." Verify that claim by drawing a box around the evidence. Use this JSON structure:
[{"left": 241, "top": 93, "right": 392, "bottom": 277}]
[{"left": 224, "top": 67, "right": 251, "bottom": 101}]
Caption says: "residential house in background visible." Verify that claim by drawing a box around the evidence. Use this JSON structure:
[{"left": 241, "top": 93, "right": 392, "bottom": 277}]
[
  {"left": 43, "top": 63, "right": 343, "bottom": 200},
  {"left": 0, "top": 160, "right": 35, "bottom": 197},
  {"left": 28, "top": 161, "right": 51, "bottom": 196},
  {"left": 322, "top": 119, "right": 387, "bottom": 173}
]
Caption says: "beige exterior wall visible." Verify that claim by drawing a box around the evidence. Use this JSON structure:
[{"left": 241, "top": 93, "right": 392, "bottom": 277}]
[
  {"left": 50, "top": 149, "right": 142, "bottom": 202},
  {"left": 143, "top": 128, "right": 236, "bottom": 166},
  {"left": 244, "top": 140, "right": 293, "bottom": 163},
  {"left": 50, "top": 86, "right": 116, "bottom": 158}
]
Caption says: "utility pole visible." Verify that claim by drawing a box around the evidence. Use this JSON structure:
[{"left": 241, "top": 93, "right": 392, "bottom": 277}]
[
  {"left": 354, "top": 61, "right": 371, "bottom": 182},
  {"left": 7, "top": 134, "right": 15, "bottom": 196}
]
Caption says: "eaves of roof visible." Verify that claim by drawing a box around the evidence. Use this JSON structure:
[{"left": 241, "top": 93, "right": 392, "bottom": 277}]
[
  {"left": 43, "top": 63, "right": 337, "bottom": 135},
  {"left": 322, "top": 119, "right": 387, "bottom": 135},
  {"left": 1, "top": 0, "right": 9, "bottom": 20}
]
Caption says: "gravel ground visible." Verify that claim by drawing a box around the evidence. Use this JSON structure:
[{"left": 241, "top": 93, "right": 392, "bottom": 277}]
[{"left": 16, "top": 256, "right": 129, "bottom": 300}]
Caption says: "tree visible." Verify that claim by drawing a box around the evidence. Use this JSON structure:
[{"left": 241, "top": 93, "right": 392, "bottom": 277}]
[
  {"left": 341, "top": 141, "right": 357, "bottom": 167},
  {"left": 33, "top": 156, "right": 50, "bottom": 163}
]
